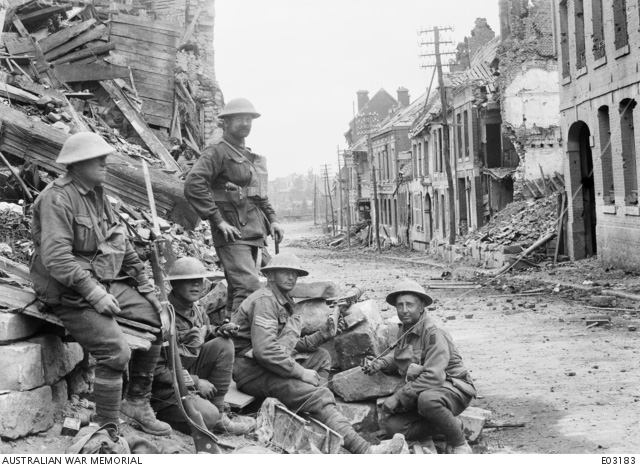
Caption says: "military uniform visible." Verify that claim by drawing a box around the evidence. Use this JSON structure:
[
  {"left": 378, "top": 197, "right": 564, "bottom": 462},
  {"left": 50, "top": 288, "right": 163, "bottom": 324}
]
[
  {"left": 184, "top": 133, "right": 277, "bottom": 315},
  {"left": 233, "top": 283, "right": 380, "bottom": 453},
  {"left": 380, "top": 314, "right": 476, "bottom": 444},
  {"left": 152, "top": 292, "right": 233, "bottom": 426},
  {"left": 30, "top": 172, "right": 165, "bottom": 430}
]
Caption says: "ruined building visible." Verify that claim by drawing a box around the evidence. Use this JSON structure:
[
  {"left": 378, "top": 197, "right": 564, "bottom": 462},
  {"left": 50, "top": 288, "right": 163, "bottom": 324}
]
[{"left": 556, "top": 0, "right": 640, "bottom": 270}]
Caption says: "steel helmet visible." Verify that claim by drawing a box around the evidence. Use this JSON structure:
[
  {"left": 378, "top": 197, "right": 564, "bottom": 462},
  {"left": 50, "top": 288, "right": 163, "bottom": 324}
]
[
  {"left": 56, "top": 132, "right": 116, "bottom": 165},
  {"left": 217, "top": 98, "right": 261, "bottom": 119},
  {"left": 261, "top": 253, "right": 309, "bottom": 277},
  {"left": 166, "top": 257, "right": 220, "bottom": 281},
  {"left": 386, "top": 279, "right": 433, "bottom": 307}
]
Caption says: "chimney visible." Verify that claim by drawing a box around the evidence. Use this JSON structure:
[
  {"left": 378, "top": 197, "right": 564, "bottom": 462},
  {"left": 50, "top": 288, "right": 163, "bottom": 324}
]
[
  {"left": 397, "top": 87, "right": 410, "bottom": 107},
  {"left": 357, "top": 90, "right": 369, "bottom": 112}
]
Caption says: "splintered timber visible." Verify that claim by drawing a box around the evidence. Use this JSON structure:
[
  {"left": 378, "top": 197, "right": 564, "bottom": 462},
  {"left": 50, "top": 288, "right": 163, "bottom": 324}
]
[{"left": 1, "top": 457, "right": 142, "bottom": 465}]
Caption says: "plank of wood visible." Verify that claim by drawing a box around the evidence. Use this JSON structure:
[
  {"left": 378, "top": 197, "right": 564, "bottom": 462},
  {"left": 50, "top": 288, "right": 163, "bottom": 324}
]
[
  {"left": 131, "top": 70, "right": 173, "bottom": 88},
  {"left": 110, "top": 23, "right": 178, "bottom": 48},
  {"left": 55, "top": 62, "right": 130, "bottom": 82},
  {"left": 225, "top": 380, "right": 255, "bottom": 410},
  {"left": 39, "top": 18, "right": 97, "bottom": 53},
  {"left": 44, "top": 24, "right": 108, "bottom": 61},
  {"left": 100, "top": 80, "right": 181, "bottom": 172},
  {"left": 180, "top": 5, "right": 202, "bottom": 43},
  {"left": 3, "top": 36, "right": 36, "bottom": 55},
  {"left": 52, "top": 42, "right": 115, "bottom": 65},
  {"left": 144, "top": 114, "right": 172, "bottom": 129},
  {"left": 111, "top": 37, "right": 177, "bottom": 61},
  {"left": 135, "top": 83, "right": 173, "bottom": 103},
  {"left": 106, "top": 52, "right": 173, "bottom": 77},
  {"left": 108, "top": 48, "right": 175, "bottom": 71},
  {"left": 0, "top": 256, "right": 30, "bottom": 282},
  {"left": 113, "top": 13, "right": 181, "bottom": 35},
  {"left": 18, "top": 5, "right": 71, "bottom": 24},
  {"left": 0, "top": 82, "right": 41, "bottom": 104}
]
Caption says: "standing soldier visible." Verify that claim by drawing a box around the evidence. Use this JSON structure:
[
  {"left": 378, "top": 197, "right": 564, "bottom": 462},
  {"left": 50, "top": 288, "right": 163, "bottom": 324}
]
[
  {"left": 184, "top": 98, "right": 284, "bottom": 320},
  {"left": 29, "top": 132, "right": 171, "bottom": 435}
]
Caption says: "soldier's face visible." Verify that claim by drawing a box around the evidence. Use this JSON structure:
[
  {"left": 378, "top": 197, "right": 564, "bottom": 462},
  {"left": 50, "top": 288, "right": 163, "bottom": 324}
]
[
  {"left": 271, "top": 269, "right": 299, "bottom": 292},
  {"left": 171, "top": 278, "right": 204, "bottom": 304},
  {"left": 225, "top": 114, "right": 253, "bottom": 139},
  {"left": 69, "top": 155, "right": 109, "bottom": 187},
  {"left": 395, "top": 294, "right": 424, "bottom": 326}
]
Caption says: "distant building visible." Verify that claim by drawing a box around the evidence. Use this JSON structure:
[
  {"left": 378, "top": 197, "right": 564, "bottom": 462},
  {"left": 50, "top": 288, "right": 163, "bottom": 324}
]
[{"left": 556, "top": 0, "right": 640, "bottom": 270}]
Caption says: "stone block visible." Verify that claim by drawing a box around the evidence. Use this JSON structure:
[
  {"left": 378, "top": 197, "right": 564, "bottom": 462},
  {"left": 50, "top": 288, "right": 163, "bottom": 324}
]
[
  {"left": 295, "top": 299, "right": 332, "bottom": 335},
  {"left": 0, "top": 311, "right": 42, "bottom": 343},
  {"left": 501, "top": 244, "right": 523, "bottom": 254},
  {"left": 333, "top": 321, "right": 380, "bottom": 370},
  {"left": 51, "top": 379, "right": 68, "bottom": 412},
  {"left": 335, "top": 399, "right": 378, "bottom": 432},
  {"left": 459, "top": 406, "right": 492, "bottom": 443},
  {"left": 343, "top": 299, "right": 382, "bottom": 330},
  {"left": 589, "top": 295, "right": 617, "bottom": 308},
  {"left": 375, "top": 318, "right": 400, "bottom": 352},
  {"left": 333, "top": 368, "right": 402, "bottom": 402},
  {"left": 0, "top": 386, "right": 55, "bottom": 439},
  {"left": 0, "top": 342, "right": 44, "bottom": 391},
  {"left": 291, "top": 281, "right": 342, "bottom": 299},
  {"left": 27, "top": 335, "right": 84, "bottom": 385}
]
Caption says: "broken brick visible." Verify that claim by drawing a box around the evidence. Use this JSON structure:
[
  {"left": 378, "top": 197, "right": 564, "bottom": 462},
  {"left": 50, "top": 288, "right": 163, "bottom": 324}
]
[{"left": 332, "top": 368, "right": 402, "bottom": 402}]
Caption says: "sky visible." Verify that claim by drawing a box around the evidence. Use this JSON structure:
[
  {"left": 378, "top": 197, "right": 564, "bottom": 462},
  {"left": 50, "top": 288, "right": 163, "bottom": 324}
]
[{"left": 215, "top": 0, "right": 500, "bottom": 179}]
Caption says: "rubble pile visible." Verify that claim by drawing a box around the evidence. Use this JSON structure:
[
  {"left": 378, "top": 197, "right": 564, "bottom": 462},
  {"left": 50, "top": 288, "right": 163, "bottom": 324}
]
[
  {"left": 462, "top": 192, "right": 559, "bottom": 246},
  {"left": 0, "top": 202, "right": 32, "bottom": 263}
]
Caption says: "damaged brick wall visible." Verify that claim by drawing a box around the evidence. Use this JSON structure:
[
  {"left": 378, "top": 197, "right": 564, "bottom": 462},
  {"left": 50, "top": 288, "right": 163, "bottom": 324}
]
[{"left": 496, "top": 0, "right": 562, "bottom": 200}]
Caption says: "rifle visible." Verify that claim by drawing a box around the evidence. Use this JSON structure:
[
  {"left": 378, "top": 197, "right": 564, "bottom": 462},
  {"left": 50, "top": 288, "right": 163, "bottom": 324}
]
[{"left": 142, "top": 161, "right": 222, "bottom": 454}]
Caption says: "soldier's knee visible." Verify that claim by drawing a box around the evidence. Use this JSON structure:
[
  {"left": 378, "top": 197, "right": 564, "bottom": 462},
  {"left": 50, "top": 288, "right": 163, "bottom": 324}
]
[
  {"left": 313, "top": 348, "right": 332, "bottom": 368},
  {"left": 385, "top": 415, "right": 407, "bottom": 437},
  {"left": 108, "top": 337, "right": 131, "bottom": 371},
  {"left": 417, "top": 390, "right": 442, "bottom": 417}
]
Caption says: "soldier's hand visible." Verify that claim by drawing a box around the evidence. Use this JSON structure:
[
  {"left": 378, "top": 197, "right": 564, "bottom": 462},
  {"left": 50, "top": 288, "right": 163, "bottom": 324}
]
[
  {"left": 94, "top": 294, "right": 120, "bottom": 317},
  {"left": 270, "top": 222, "right": 284, "bottom": 243},
  {"left": 320, "top": 315, "right": 337, "bottom": 341},
  {"left": 159, "top": 308, "right": 171, "bottom": 336},
  {"left": 196, "top": 379, "right": 217, "bottom": 400},
  {"left": 361, "top": 356, "right": 383, "bottom": 375},
  {"left": 216, "top": 322, "right": 239, "bottom": 338},
  {"left": 300, "top": 369, "right": 320, "bottom": 387},
  {"left": 217, "top": 221, "right": 242, "bottom": 242},
  {"left": 143, "top": 291, "right": 162, "bottom": 314},
  {"left": 382, "top": 394, "right": 401, "bottom": 414}
]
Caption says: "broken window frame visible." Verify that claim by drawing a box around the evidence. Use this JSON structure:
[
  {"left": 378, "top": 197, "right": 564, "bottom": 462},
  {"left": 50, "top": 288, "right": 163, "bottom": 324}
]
[{"left": 612, "top": 0, "right": 629, "bottom": 50}]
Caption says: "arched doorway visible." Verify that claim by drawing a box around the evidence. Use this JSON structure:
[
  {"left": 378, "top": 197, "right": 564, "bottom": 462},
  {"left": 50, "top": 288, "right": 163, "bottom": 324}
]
[{"left": 567, "top": 121, "right": 596, "bottom": 259}]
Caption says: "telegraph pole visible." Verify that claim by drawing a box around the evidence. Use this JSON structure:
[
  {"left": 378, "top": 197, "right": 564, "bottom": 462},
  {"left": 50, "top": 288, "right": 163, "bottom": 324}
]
[
  {"left": 337, "top": 146, "right": 343, "bottom": 232},
  {"left": 420, "top": 25, "right": 457, "bottom": 245},
  {"left": 313, "top": 174, "right": 317, "bottom": 225},
  {"left": 322, "top": 164, "right": 336, "bottom": 236},
  {"left": 343, "top": 151, "right": 352, "bottom": 250}
]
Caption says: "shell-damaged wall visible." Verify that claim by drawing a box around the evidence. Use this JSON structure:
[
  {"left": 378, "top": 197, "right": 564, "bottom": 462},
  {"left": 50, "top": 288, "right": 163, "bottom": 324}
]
[{"left": 497, "top": 0, "right": 563, "bottom": 199}]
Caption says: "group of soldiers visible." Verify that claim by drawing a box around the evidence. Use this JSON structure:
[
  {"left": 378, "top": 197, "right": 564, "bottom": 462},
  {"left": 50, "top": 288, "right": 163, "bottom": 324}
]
[{"left": 29, "top": 98, "right": 475, "bottom": 454}]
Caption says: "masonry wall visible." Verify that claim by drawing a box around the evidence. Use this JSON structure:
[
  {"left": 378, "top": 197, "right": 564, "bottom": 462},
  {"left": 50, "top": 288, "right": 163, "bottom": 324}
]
[{"left": 558, "top": 0, "right": 640, "bottom": 270}]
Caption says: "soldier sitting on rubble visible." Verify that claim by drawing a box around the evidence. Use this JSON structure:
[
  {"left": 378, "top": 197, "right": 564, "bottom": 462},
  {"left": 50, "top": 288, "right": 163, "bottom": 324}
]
[
  {"left": 151, "top": 257, "right": 255, "bottom": 435},
  {"left": 362, "top": 279, "right": 476, "bottom": 454},
  {"left": 232, "top": 252, "right": 405, "bottom": 454},
  {"left": 29, "top": 132, "right": 171, "bottom": 436}
]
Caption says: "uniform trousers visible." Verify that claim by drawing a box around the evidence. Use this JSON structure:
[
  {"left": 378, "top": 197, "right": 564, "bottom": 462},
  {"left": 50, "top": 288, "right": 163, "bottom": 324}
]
[
  {"left": 215, "top": 243, "right": 261, "bottom": 316},
  {"left": 155, "top": 337, "right": 234, "bottom": 430},
  {"left": 234, "top": 349, "right": 371, "bottom": 454},
  {"left": 385, "top": 385, "right": 472, "bottom": 446},
  {"left": 52, "top": 281, "right": 162, "bottom": 419}
]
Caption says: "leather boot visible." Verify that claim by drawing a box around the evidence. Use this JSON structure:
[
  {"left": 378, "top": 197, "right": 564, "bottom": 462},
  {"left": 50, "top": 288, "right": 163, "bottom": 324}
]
[
  {"left": 120, "top": 398, "right": 172, "bottom": 436},
  {"left": 368, "top": 434, "right": 405, "bottom": 454},
  {"left": 212, "top": 413, "right": 256, "bottom": 435}
]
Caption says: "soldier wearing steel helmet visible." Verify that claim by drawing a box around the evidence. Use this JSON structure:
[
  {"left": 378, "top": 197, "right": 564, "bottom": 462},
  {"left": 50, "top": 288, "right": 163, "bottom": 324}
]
[
  {"left": 362, "top": 279, "right": 476, "bottom": 454},
  {"left": 29, "top": 132, "right": 171, "bottom": 435},
  {"left": 184, "top": 98, "right": 284, "bottom": 320},
  {"left": 151, "top": 257, "right": 255, "bottom": 435},
  {"left": 231, "top": 253, "right": 405, "bottom": 454}
]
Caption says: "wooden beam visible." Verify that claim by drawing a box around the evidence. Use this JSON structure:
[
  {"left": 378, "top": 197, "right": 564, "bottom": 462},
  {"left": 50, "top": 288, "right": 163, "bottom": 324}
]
[
  {"left": 110, "top": 22, "right": 178, "bottom": 48},
  {"left": 52, "top": 42, "right": 115, "bottom": 65},
  {"left": 0, "top": 82, "right": 40, "bottom": 103},
  {"left": 100, "top": 80, "right": 180, "bottom": 171},
  {"left": 111, "top": 37, "right": 176, "bottom": 61},
  {"left": 55, "top": 62, "right": 130, "bottom": 82},
  {"left": 44, "top": 24, "right": 108, "bottom": 61},
  {"left": 3, "top": 36, "right": 35, "bottom": 55},
  {"left": 107, "top": 52, "right": 174, "bottom": 77},
  {"left": 18, "top": 5, "right": 71, "bottom": 24},
  {"left": 38, "top": 18, "right": 97, "bottom": 53},
  {"left": 180, "top": 6, "right": 202, "bottom": 44},
  {"left": 0, "top": 255, "right": 30, "bottom": 282}
]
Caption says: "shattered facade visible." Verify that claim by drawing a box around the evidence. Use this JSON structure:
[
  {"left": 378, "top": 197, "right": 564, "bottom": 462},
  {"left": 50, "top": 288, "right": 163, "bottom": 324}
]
[{"left": 557, "top": 0, "right": 640, "bottom": 270}]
